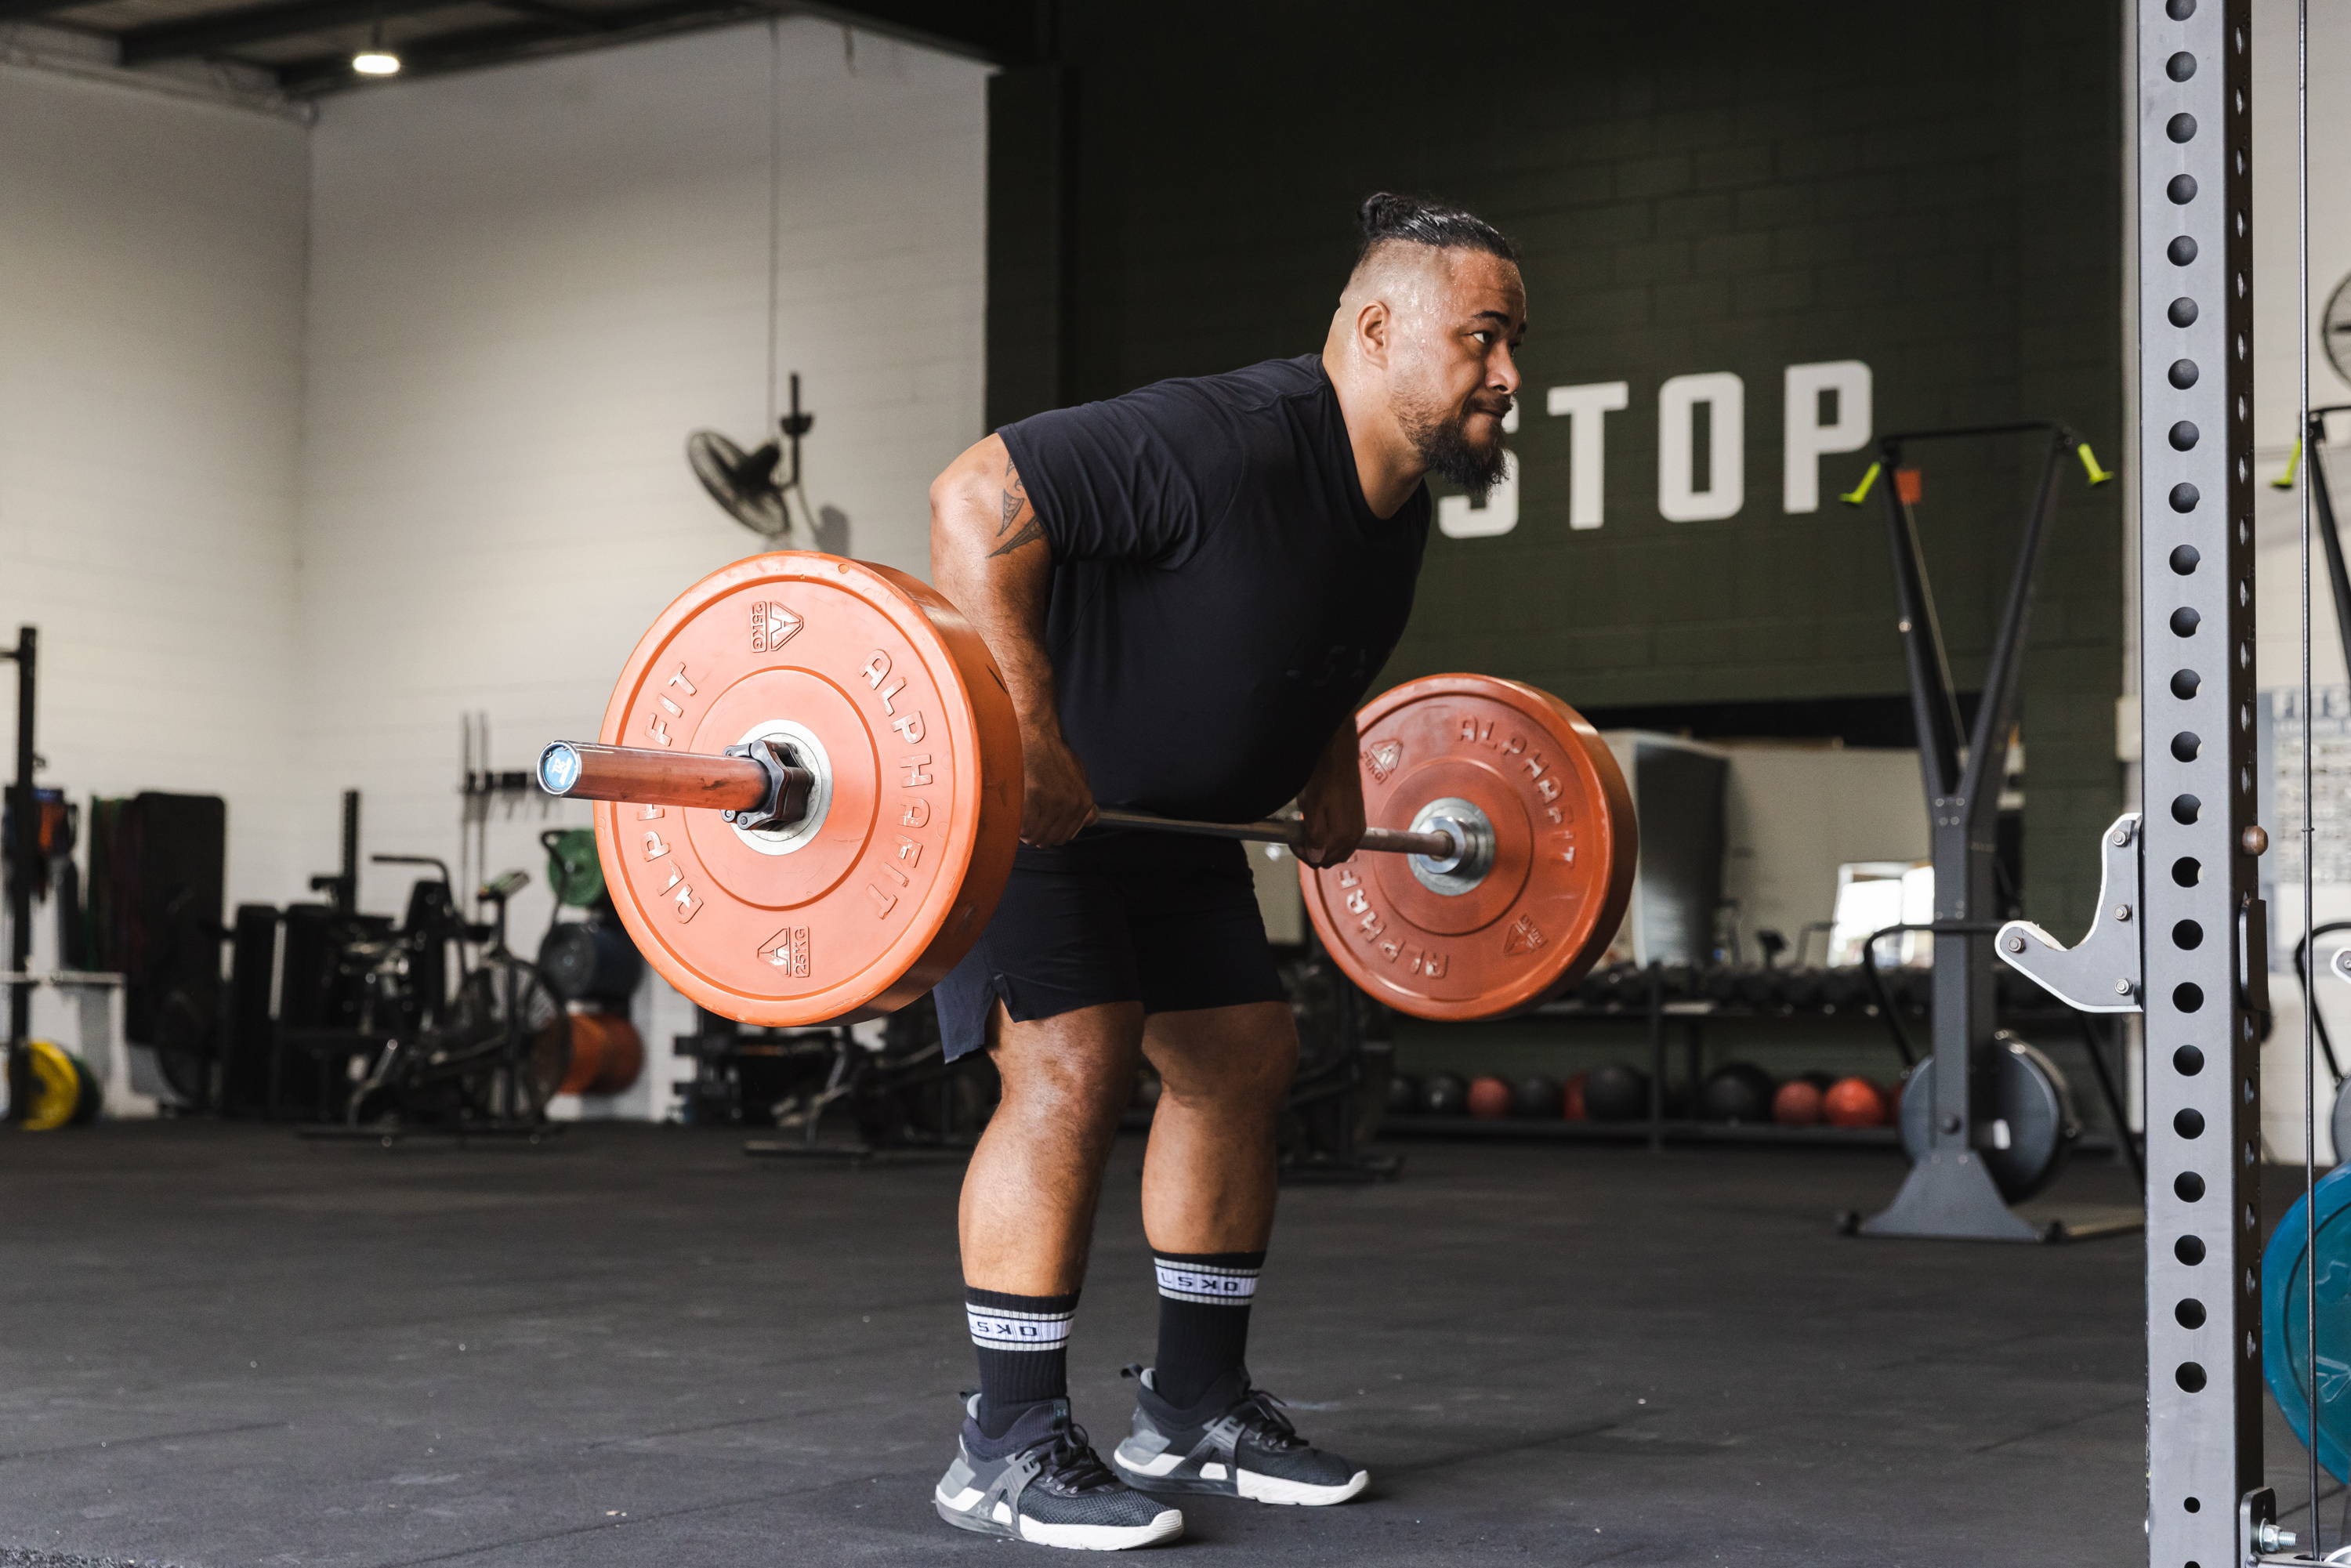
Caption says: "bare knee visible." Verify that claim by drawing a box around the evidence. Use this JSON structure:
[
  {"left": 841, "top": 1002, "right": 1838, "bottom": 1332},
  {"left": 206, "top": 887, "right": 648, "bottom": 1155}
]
[
  {"left": 989, "top": 1001, "right": 1143, "bottom": 1145},
  {"left": 1147, "top": 1001, "right": 1298, "bottom": 1112}
]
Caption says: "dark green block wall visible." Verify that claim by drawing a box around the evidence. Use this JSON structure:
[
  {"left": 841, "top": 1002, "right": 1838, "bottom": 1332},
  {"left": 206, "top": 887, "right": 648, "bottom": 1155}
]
[{"left": 991, "top": 0, "right": 2125, "bottom": 934}]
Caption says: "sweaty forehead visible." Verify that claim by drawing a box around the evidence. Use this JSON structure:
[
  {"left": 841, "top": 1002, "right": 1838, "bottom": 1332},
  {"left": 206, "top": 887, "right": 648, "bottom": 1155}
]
[{"left": 1436, "top": 250, "right": 1526, "bottom": 325}]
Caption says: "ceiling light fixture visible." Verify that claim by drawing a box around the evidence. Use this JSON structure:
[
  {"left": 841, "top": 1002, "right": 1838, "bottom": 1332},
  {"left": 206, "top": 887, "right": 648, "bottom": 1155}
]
[{"left": 352, "top": 22, "right": 400, "bottom": 75}]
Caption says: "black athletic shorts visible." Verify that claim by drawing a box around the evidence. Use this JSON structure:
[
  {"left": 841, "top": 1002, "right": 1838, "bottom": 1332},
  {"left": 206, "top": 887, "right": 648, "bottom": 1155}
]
[{"left": 931, "top": 827, "right": 1288, "bottom": 1062}]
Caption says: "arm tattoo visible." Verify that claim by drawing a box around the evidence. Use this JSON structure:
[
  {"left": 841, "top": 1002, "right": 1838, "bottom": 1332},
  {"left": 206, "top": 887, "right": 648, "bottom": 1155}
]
[
  {"left": 998, "top": 457, "right": 1030, "bottom": 536},
  {"left": 988, "top": 519, "right": 1045, "bottom": 558}
]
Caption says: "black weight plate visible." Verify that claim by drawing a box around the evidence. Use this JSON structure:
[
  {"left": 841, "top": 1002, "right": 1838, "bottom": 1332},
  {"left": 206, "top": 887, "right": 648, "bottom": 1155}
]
[
  {"left": 1898, "top": 1033, "right": 2078, "bottom": 1202},
  {"left": 150, "top": 988, "right": 213, "bottom": 1106},
  {"left": 537, "top": 921, "right": 644, "bottom": 1004},
  {"left": 70, "top": 1053, "right": 103, "bottom": 1124}
]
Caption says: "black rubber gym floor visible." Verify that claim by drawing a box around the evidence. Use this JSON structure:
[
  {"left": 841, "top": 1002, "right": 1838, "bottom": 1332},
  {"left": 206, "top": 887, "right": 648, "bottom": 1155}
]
[{"left": 0, "top": 1122, "right": 2323, "bottom": 1566}]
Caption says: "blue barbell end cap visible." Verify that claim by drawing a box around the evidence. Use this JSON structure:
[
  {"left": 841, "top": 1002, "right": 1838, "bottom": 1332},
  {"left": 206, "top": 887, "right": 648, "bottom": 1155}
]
[{"left": 538, "top": 742, "right": 582, "bottom": 795}]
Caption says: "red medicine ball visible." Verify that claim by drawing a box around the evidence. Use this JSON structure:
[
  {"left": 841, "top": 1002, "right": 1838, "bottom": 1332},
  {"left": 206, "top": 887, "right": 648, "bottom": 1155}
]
[
  {"left": 1822, "top": 1076, "right": 1889, "bottom": 1128},
  {"left": 1467, "top": 1075, "right": 1513, "bottom": 1120},
  {"left": 1772, "top": 1079, "right": 1824, "bottom": 1127}
]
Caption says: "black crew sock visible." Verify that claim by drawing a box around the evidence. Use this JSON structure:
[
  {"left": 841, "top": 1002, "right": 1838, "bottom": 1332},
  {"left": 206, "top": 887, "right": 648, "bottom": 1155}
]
[
  {"left": 965, "top": 1285, "right": 1078, "bottom": 1438},
  {"left": 1150, "top": 1248, "right": 1264, "bottom": 1410}
]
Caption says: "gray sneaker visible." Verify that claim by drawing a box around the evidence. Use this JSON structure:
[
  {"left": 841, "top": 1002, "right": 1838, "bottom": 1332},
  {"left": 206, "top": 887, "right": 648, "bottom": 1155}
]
[
  {"left": 1111, "top": 1367, "right": 1369, "bottom": 1506},
  {"left": 934, "top": 1394, "right": 1184, "bottom": 1550}
]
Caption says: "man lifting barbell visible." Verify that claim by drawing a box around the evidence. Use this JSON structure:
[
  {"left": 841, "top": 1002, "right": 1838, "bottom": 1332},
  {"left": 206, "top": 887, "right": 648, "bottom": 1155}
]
[
  {"left": 539, "top": 192, "right": 1633, "bottom": 1551},
  {"left": 918, "top": 192, "right": 1523, "bottom": 1549}
]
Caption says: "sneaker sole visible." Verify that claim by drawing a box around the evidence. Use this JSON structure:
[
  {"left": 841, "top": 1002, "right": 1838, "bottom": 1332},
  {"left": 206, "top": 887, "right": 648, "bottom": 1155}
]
[
  {"left": 1112, "top": 1451, "right": 1370, "bottom": 1508},
  {"left": 935, "top": 1487, "right": 1184, "bottom": 1550},
  {"left": 1237, "top": 1467, "right": 1369, "bottom": 1507}
]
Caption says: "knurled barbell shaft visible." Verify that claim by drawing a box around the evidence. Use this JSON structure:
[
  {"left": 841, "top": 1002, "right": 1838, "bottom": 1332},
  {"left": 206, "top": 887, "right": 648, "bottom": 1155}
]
[
  {"left": 538, "top": 741, "right": 1459, "bottom": 859},
  {"left": 1089, "top": 807, "right": 1457, "bottom": 859}
]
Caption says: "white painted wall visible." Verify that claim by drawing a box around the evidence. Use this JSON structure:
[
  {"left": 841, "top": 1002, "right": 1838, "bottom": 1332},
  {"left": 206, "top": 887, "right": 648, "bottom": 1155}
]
[
  {"left": 295, "top": 20, "right": 988, "bottom": 1106},
  {"left": 1717, "top": 744, "right": 1929, "bottom": 961},
  {"left": 0, "top": 65, "right": 311, "bottom": 929}
]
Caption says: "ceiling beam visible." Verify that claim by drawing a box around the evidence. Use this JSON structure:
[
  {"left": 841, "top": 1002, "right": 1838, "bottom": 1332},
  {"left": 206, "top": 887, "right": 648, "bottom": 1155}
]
[
  {"left": 269, "top": 0, "right": 1039, "bottom": 92},
  {"left": 270, "top": 0, "right": 766, "bottom": 90},
  {"left": 0, "top": 0, "right": 100, "bottom": 20},
  {"left": 118, "top": 0, "right": 458, "bottom": 63},
  {"left": 121, "top": 0, "right": 1036, "bottom": 71},
  {"left": 790, "top": 2, "right": 1038, "bottom": 64}
]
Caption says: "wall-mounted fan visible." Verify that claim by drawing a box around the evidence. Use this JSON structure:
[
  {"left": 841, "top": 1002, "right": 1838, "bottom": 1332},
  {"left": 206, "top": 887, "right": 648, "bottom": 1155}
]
[
  {"left": 686, "top": 372, "right": 815, "bottom": 541},
  {"left": 2327, "top": 271, "right": 2351, "bottom": 389}
]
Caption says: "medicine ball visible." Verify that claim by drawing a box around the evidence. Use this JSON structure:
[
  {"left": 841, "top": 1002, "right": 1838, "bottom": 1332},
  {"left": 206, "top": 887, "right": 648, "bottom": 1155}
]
[
  {"left": 1512, "top": 1074, "right": 1563, "bottom": 1118},
  {"left": 1421, "top": 1073, "right": 1469, "bottom": 1116},
  {"left": 1583, "top": 1062, "right": 1650, "bottom": 1123},
  {"left": 1466, "top": 1075, "right": 1512, "bottom": 1119},
  {"left": 1823, "top": 1076, "right": 1889, "bottom": 1128},
  {"left": 1563, "top": 1070, "right": 1588, "bottom": 1121},
  {"left": 1772, "top": 1077, "right": 1824, "bottom": 1126},
  {"left": 1386, "top": 1073, "right": 1422, "bottom": 1115},
  {"left": 1699, "top": 1062, "right": 1776, "bottom": 1124}
]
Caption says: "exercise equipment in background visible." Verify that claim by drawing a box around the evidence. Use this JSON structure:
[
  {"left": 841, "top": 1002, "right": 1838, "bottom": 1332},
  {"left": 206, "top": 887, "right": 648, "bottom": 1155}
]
[
  {"left": 558, "top": 1012, "right": 643, "bottom": 1097},
  {"left": 84, "top": 791, "right": 226, "bottom": 1110},
  {"left": 1838, "top": 419, "right": 2132, "bottom": 1244},
  {"left": 1386, "top": 1073, "right": 1422, "bottom": 1115},
  {"left": 1697, "top": 1061, "right": 1774, "bottom": 1124},
  {"left": 2262, "top": 1163, "right": 2351, "bottom": 1484},
  {"left": 0, "top": 1038, "right": 100, "bottom": 1129},
  {"left": 2, "top": 625, "right": 33, "bottom": 1121},
  {"left": 1512, "top": 1074, "right": 1561, "bottom": 1118},
  {"left": 1773, "top": 1074, "right": 1829, "bottom": 1127},
  {"left": 1822, "top": 1077, "right": 1891, "bottom": 1129},
  {"left": 1420, "top": 1073, "right": 1468, "bottom": 1117},
  {"left": 1582, "top": 1062, "right": 1650, "bottom": 1124},
  {"left": 1272, "top": 943, "right": 1398, "bottom": 1182},
  {"left": 1466, "top": 1075, "right": 1512, "bottom": 1120},
  {"left": 1896, "top": 1034, "right": 2077, "bottom": 1203}
]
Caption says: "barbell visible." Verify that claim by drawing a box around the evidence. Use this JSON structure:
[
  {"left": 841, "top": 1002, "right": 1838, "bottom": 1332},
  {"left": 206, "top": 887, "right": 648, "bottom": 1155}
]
[{"left": 538, "top": 552, "right": 1637, "bottom": 1026}]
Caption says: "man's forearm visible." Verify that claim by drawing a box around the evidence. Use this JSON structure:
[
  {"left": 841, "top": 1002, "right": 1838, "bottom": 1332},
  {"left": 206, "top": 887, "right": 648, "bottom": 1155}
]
[{"left": 1304, "top": 712, "right": 1359, "bottom": 794}]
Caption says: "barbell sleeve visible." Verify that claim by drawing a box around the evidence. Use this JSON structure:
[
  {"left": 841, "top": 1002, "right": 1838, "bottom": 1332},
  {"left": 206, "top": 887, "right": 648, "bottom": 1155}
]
[
  {"left": 539, "top": 741, "right": 771, "bottom": 812},
  {"left": 538, "top": 740, "right": 1459, "bottom": 860}
]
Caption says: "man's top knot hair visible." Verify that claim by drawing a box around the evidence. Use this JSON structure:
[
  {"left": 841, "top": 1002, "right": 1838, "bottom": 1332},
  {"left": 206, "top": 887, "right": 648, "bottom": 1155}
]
[{"left": 1354, "top": 192, "right": 1519, "bottom": 266}]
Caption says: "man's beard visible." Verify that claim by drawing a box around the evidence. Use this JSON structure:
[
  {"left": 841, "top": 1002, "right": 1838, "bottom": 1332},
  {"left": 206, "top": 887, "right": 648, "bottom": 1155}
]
[{"left": 1401, "top": 398, "right": 1510, "bottom": 498}]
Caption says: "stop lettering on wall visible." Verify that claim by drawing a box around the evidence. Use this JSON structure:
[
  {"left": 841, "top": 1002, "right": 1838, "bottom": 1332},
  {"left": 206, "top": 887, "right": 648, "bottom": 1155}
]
[{"left": 1436, "top": 358, "right": 1872, "bottom": 539}]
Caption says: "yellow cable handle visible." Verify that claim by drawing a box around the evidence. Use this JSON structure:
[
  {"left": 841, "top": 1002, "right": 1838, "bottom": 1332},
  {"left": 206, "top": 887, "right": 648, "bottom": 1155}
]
[
  {"left": 2074, "top": 440, "right": 2114, "bottom": 487},
  {"left": 1839, "top": 461, "right": 1882, "bottom": 507},
  {"left": 2273, "top": 436, "right": 2303, "bottom": 490}
]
